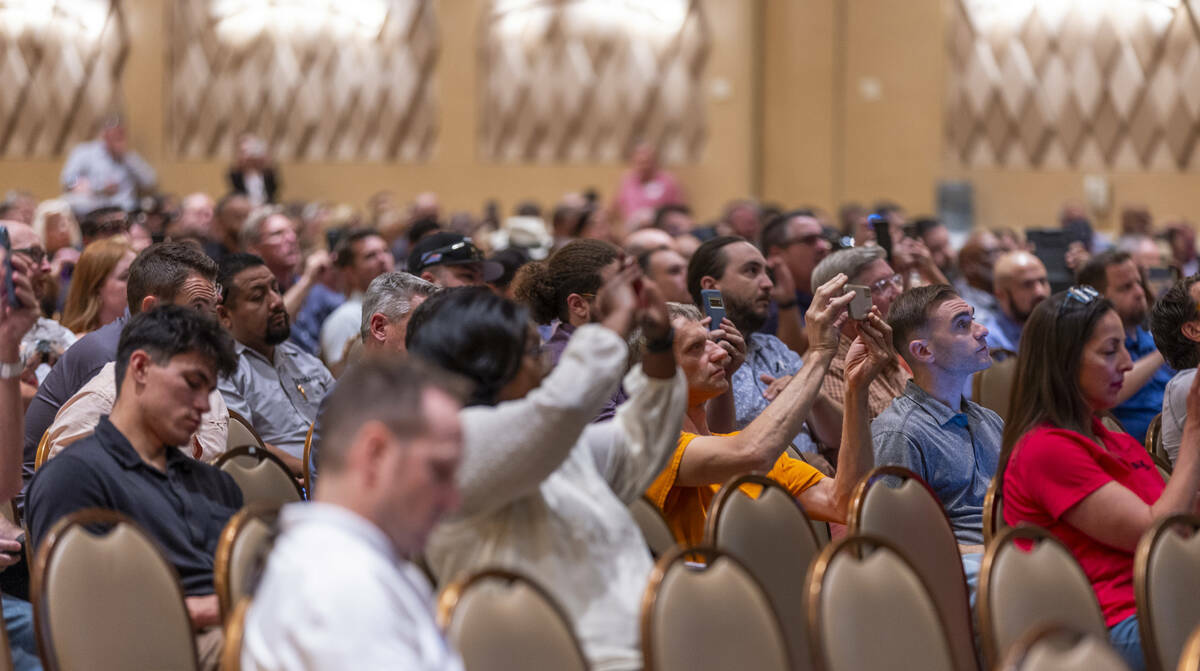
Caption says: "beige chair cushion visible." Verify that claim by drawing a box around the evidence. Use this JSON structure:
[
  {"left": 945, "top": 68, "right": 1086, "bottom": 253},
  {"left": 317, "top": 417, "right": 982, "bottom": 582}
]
[
  {"left": 628, "top": 497, "right": 676, "bottom": 557},
  {"left": 43, "top": 523, "right": 196, "bottom": 670},
  {"left": 649, "top": 555, "right": 788, "bottom": 671},
  {"left": 1145, "top": 524, "right": 1200, "bottom": 670},
  {"left": 219, "top": 454, "right": 302, "bottom": 506},
  {"left": 857, "top": 475, "right": 977, "bottom": 671},
  {"left": 988, "top": 536, "right": 1107, "bottom": 661},
  {"left": 445, "top": 576, "right": 587, "bottom": 671},
  {"left": 1009, "top": 628, "right": 1128, "bottom": 671},
  {"left": 227, "top": 415, "right": 262, "bottom": 451},
  {"left": 973, "top": 355, "right": 1016, "bottom": 422},
  {"left": 817, "top": 544, "right": 955, "bottom": 671},
  {"left": 712, "top": 485, "right": 821, "bottom": 669}
]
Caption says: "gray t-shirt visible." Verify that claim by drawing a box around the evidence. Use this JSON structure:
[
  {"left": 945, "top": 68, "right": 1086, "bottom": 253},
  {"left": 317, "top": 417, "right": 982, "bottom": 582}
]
[
  {"left": 1161, "top": 367, "right": 1193, "bottom": 465},
  {"left": 871, "top": 380, "right": 1003, "bottom": 545}
]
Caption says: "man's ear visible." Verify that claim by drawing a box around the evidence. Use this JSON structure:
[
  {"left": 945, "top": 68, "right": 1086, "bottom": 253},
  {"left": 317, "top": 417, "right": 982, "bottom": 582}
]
[
  {"left": 124, "top": 350, "right": 153, "bottom": 388},
  {"left": 1182, "top": 320, "right": 1200, "bottom": 344},
  {"left": 216, "top": 303, "right": 233, "bottom": 330},
  {"left": 420, "top": 270, "right": 438, "bottom": 286},
  {"left": 565, "top": 293, "right": 589, "bottom": 322},
  {"left": 907, "top": 338, "right": 934, "bottom": 365},
  {"left": 139, "top": 295, "right": 159, "bottom": 314},
  {"left": 369, "top": 312, "right": 390, "bottom": 344},
  {"left": 699, "top": 276, "right": 719, "bottom": 291}
]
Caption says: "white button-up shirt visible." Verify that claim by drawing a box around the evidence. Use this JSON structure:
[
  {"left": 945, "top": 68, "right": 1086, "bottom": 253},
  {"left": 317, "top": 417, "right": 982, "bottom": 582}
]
[{"left": 243, "top": 503, "right": 462, "bottom": 671}]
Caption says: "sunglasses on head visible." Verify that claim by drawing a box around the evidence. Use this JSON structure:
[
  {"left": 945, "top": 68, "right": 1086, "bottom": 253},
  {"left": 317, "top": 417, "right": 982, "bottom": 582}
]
[{"left": 1056, "top": 285, "right": 1100, "bottom": 318}]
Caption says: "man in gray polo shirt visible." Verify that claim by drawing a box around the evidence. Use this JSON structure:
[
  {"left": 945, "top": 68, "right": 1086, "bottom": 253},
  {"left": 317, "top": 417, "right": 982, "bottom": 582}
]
[
  {"left": 217, "top": 253, "right": 333, "bottom": 475},
  {"left": 872, "top": 285, "right": 1002, "bottom": 565}
]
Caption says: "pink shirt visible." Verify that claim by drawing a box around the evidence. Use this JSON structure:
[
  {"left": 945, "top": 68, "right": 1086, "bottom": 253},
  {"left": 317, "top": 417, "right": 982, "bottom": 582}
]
[
  {"left": 614, "top": 169, "right": 684, "bottom": 221},
  {"left": 1003, "top": 418, "right": 1164, "bottom": 625}
]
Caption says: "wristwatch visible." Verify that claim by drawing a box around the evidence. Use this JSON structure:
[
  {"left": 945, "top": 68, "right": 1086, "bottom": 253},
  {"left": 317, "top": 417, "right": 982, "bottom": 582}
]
[{"left": 0, "top": 361, "right": 20, "bottom": 380}]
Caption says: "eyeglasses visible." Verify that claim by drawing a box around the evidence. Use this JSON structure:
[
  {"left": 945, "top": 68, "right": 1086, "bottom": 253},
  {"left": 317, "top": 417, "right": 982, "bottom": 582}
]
[
  {"left": 871, "top": 274, "right": 903, "bottom": 294},
  {"left": 11, "top": 246, "right": 46, "bottom": 264},
  {"left": 1056, "top": 285, "right": 1100, "bottom": 318},
  {"left": 782, "top": 234, "right": 824, "bottom": 248},
  {"left": 419, "top": 239, "right": 484, "bottom": 268}
]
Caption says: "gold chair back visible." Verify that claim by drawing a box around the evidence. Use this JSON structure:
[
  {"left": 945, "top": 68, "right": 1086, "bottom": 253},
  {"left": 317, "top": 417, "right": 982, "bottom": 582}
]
[
  {"left": 214, "top": 503, "right": 281, "bottom": 624},
  {"left": 1134, "top": 514, "right": 1200, "bottom": 671},
  {"left": 215, "top": 446, "right": 303, "bottom": 506}
]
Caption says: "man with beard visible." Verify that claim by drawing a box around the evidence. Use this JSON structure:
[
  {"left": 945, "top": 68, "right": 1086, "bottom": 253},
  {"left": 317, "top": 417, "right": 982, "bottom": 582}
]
[
  {"left": 687, "top": 237, "right": 843, "bottom": 455},
  {"left": 1078, "top": 250, "right": 1171, "bottom": 443},
  {"left": 812, "top": 246, "right": 912, "bottom": 418},
  {"left": 758, "top": 211, "right": 832, "bottom": 356},
  {"left": 954, "top": 229, "right": 1001, "bottom": 322},
  {"left": 977, "top": 251, "right": 1050, "bottom": 354},
  {"left": 217, "top": 254, "right": 333, "bottom": 474}
]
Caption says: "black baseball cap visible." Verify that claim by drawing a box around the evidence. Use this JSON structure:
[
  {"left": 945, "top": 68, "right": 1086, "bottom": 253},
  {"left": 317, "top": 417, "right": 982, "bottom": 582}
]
[{"left": 407, "top": 232, "right": 503, "bottom": 282}]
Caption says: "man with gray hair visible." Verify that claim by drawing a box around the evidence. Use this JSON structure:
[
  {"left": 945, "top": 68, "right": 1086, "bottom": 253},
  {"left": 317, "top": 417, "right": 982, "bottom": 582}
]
[
  {"left": 812, "top": 246, "right": 910, "bottom": 418},
  {"left": 308, "top": 272, "right": 437, "bottom": 484}
]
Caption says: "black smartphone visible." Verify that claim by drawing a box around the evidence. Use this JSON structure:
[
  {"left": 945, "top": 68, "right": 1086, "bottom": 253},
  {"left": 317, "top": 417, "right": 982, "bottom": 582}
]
[
  {"left": 0, "top": 226, "right": 15, "bottom": 309},
  {"left": 868, "top": 213, "right": 892, "bottom": 262}
]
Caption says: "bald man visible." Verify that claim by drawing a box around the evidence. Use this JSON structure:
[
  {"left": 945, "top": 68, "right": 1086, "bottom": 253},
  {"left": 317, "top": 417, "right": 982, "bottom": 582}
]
[
  {"left": 954, "top": 230, "right": 1001, "bottom": 320},
  {"left": 623, "top": 227, "right": 677, "bottom": 257},
  {"left": 977, "top": 251, "right": 1050, "bottom": 354}
]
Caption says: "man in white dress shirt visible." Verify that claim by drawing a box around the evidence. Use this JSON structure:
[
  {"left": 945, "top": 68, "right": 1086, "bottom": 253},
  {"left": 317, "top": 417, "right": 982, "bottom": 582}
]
[{"left": 242, "top": 357, "right": 467, "bottom": 670}]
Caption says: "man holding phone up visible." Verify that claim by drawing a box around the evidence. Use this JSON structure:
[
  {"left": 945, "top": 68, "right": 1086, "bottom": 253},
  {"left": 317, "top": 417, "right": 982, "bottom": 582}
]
[{"left": 0, "top": 229, "right": 49, "bottom": 671}]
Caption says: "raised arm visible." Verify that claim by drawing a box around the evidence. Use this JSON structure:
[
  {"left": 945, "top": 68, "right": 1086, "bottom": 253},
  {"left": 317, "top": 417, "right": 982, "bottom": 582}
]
[
  {"left": 0, "top": 252, "right": 40, "bottom": 501},
  {"left": 675, "top": 275, "right": 854, "bottom": 486},
  {"left": 1114, "top": 349, "right": 1165, "bottom": 406}
]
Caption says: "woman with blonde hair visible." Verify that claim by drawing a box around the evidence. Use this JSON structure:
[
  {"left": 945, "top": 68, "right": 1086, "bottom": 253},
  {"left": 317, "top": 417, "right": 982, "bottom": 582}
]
[{"left": 61, "top": 236, "right": 135, "bottom": 335}]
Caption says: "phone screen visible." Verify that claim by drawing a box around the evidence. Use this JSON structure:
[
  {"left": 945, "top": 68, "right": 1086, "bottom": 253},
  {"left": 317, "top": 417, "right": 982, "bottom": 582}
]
[{"left": 0, "top": 226, "right": 14, "bottom": 309}]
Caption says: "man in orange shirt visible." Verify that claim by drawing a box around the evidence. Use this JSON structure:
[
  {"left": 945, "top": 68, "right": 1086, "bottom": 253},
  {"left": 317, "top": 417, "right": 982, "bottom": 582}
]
[{"left": 646, "top": 275, "right": 894, "bottom": 544}]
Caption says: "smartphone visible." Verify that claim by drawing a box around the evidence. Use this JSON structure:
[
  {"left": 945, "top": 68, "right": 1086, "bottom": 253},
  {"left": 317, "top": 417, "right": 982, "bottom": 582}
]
[
  {"left": 700, "top": 289, "right": 726, "bottom": 326},
  {"left": 868, "top": 213, "right": 892, "bottom": 262},
  {"left": 845, "top": 284, "right": 872, "bottom": 320},
  {"left": 0, "top": 226, "right": 14, "bottom": 309}
]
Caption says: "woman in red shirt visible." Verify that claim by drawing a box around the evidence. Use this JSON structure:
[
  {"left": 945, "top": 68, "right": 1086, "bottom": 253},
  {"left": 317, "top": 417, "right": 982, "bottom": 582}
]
[{"left": 1001, "top": 285, "right": 1200, "bottom": 671}]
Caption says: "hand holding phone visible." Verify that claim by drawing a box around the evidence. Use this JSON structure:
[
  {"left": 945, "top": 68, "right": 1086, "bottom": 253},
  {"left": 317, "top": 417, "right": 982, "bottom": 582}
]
[
  {"left": 0, "top": 227, "right": 15, "bottom": 310},
  {"left": 700, "top": 289, "right": 726, "bottom": 326},
  {"left": 845, "top": 284, "right": 872, "bottom": 320}
]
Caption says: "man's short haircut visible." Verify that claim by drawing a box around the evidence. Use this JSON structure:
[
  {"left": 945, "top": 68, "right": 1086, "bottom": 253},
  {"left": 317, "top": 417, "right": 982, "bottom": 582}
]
[
  {"left": 686, "top": 235, "right": 746, "bottom": 306},
  {"left": 114, "top": 305, "right": 237, "bottom": 392},
  {"left": 759, "top": 209, "right": 816, "bottom": 252},
  {"left": 317, "top": 357, "right": 467, "bottom": 474},
  {"left": 240, "top": 206, "right": 286, "bottom": 249},
  {"left": 667, "top": 301, "right": 703, "bottom": 322},
  {"left": 652, "top": 203, "right": 690, "bottom": 230},
  {"left": 126, "top": 242, "right": 219, "bottom": 315},
  {"left": 215, "top": 192, "right": 247, "bottom": 216},
  {"left": 1076, "top": 249, "right": 1133, "bottom": 292},
  {"left": 333, "top": 228, "right": 382, "bottom": 268},
  {"left": 811, "top": 245, "right": 886, "bottom": 290},
  {"left": 79, "top": 206, "right": 127, "bottom": 239},
  {"left": 218, "top": 253, "right": 268, "bottom": 306},
  {"left": 1151, "top": 275, "right": 1200, "bottom": 369},
  {"left": 886, "top": 284, "right": 960, "bottom": 360},
  {"left": 911, "top": 217, "right": 944, "bottom": 239},
  {"left": 360, "top": 272, "right": 438, "bottom": 342}
]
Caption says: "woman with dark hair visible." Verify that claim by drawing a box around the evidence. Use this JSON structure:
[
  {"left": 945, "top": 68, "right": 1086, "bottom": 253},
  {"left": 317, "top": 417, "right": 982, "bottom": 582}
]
[
  {"left": 1001, "top": 286, "right": 1200, "bottom": 670},
  {"left": 406, "top": 269, "right": 684, "bottom": 671}
]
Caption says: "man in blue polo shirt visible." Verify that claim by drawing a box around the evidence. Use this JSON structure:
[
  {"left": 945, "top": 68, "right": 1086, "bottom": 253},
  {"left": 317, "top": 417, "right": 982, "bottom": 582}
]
[{"left": 27, "top": 306, "right": 242, "bottom": 670}]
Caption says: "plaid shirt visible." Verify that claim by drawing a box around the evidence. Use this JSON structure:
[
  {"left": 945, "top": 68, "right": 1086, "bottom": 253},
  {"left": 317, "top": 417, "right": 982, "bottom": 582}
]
[{"left": 821, "top": 333, "right": 910, "bottom": 419}]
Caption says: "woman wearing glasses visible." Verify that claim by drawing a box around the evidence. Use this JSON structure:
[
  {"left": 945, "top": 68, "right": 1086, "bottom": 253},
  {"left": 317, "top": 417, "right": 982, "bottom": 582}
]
[{"left": 1001, "top": 286, "right": 1200, "bottom": 670}]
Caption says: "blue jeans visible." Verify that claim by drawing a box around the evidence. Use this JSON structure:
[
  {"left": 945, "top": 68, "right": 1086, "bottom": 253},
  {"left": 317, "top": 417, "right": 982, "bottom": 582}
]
[
  {"left": 1109, "top": 615, "right": 1145, "bottom": 671},
  {"left": 3, "top": 594, "right": 42, "bottom": 671}
]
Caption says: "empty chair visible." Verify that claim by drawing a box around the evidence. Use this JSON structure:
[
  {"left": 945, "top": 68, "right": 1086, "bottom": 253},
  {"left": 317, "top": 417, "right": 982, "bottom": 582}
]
[
  {"left": 31, "top": 508, "right": 198, "bottom": 670},
  {"left": 848, "top": 467, "right": 979, "bottom": 671},
  {"left": 214, "top": 446, "right": 303, "bottom": 506},
  {"left": 628, "top": 496, "right": 676, "bottom": 558},
  {"left": 437, "top": 568, "right": 588, "bottom": 671},
  {"left": 999, "top": 625, "right": 1131, "bottom": 671},
  {"left": 978, "top": 525, "right": 1108, "bottom": 668},
  {"left": 807, "top": 534, "right": 956, "bottom": 671},
  {"left": 642, "top": 546, "right": 788, "bottom": 671},
  {"left": 972, "top": 350, "right": 1017, "bottom": 421},
  {"left": 226, "top": 410, "right": 265, "bottom": 452},
  {"left": 220, "top": 598, "right": 250, "bottom": 671},
  {"left": 1135, "top": 514, "right": 1200, "bottom": 671},
  {"left": 214, "top": 503, "right": 281, "bottom": 623},
  {"left": 705, "top": 474, "right": 822, "bottom": 670}
]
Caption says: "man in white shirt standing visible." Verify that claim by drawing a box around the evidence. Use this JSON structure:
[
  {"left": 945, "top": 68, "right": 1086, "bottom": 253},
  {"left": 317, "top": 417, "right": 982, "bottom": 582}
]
[{"left": 242, "top": 357, "right": 467, "bottom": 670}]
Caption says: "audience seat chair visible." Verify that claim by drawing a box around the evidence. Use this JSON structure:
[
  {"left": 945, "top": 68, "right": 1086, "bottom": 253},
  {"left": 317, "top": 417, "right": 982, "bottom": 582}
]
[
  {"left": 1134, "top": 514, "right": 1200, "bottom": 671},
  {"left": 1178, "top": 624, "right": 1200, "bottom": 671},
  {"left": 1144, "top": 414, "right": 1173, "bottom": 481},
  {"left": 807, "top": 534, "right": 955, "bottom": 671},
  {"left": 978, "top": 525, "right": 1107, "bottom": 668},
  {"left": 972, "top": 349, "right": 1017, "bottom": 422},
  {"left": 436, "top": 568, "right": 588, "bottom": 671},
  {"left": 998, "top": 624, "right": 1131, "bottom": 671},
  {"left": 641, "top": 546, "right": 788, "bottom": 671},
  {"left": 983, "top": 467, "right": 1007, "bottom": 544},
  {"left": 302, "top": 422, "right": 314, "bottom": 497},
  {"left": 214, "top": 502, "right": 281, "bottom": 625},
  {"left": 31, "top": 508, "right": 198, "bottom": 671},
  {"left": 226, "top": 410, "right": 265, "bottom": 452},
  {"left": 704, "top": 473, "right": 822, "bottom": 670},
  {"left": 33, "top": 430, "right": 52, "bottom": 471},
  {"left": 628, "top": 496, "right": 676, "bottom": 558},
  {"left": 219, "top": 598, "right": 249, "bottom": 671},
  {"left": 847, "top": 467, "right": 979, "bottom": 671},
  {"left": 214, "top": 446, "right": 303, "bottom": 506}
]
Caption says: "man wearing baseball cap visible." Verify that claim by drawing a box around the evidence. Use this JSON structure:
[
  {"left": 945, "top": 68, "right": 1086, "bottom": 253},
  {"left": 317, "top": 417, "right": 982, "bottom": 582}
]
[{"left": 407, "top": 232, "right": 503, "bottom": 288}]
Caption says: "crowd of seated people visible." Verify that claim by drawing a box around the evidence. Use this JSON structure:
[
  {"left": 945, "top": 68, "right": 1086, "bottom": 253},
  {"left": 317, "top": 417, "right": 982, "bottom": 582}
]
[{"left": 0, "top": 120, "right": 1199, "bottom": 671}]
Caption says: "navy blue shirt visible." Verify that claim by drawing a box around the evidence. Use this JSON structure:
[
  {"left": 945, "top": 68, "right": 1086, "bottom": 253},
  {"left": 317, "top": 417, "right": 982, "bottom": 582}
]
[
  {"left": 1112, "top": 326, "right": 1174, "bottom": 444},
  {"left": 288, "top": 283, "right": 345, "bottom": 355},
  {"left": 758, "top": 290, "right": 813, "bottom": 337},
  {"left": 26, "top": 417, "right": 243, "bottom": 596}
]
